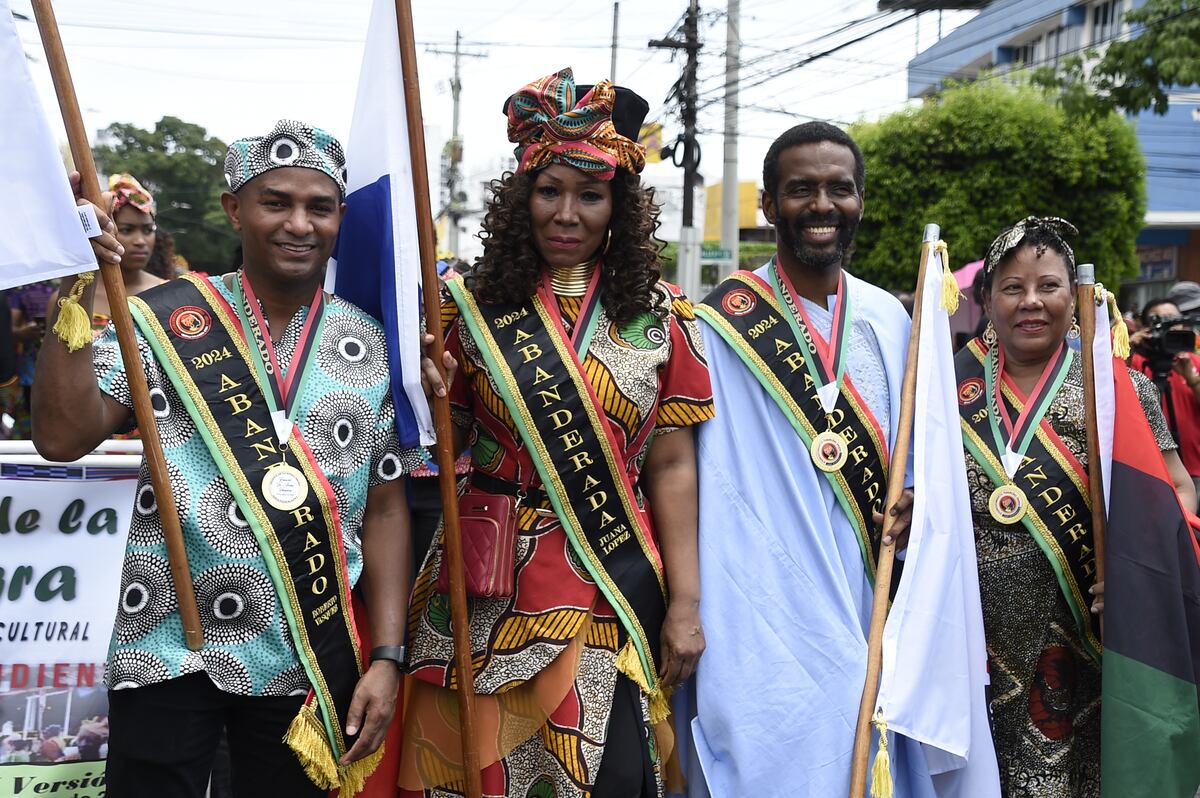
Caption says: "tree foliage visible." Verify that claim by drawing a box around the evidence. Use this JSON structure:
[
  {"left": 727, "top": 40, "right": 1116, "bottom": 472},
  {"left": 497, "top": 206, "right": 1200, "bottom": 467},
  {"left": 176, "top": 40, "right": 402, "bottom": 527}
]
[
  {"left": 1032, "top": 0, "right": 1200, "bottom": 117},
  {"left": 94, "top": 116, "right": 238, "bottom": 274},
  {"left": 848, "top": 81, "right": 1145, "bottom": 291}
]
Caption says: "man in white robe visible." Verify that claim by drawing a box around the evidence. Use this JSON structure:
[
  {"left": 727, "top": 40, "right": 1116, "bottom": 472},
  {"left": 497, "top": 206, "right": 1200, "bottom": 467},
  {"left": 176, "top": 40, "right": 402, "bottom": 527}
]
[{"left": 677, "top": 122, "right": 935, "bottom": 798}]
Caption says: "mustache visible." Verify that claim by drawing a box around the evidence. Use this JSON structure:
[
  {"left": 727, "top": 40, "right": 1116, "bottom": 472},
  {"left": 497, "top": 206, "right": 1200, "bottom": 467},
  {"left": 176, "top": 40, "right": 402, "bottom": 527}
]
[{"left": 791, "top": 212, "right": 844, "bottom": 229}]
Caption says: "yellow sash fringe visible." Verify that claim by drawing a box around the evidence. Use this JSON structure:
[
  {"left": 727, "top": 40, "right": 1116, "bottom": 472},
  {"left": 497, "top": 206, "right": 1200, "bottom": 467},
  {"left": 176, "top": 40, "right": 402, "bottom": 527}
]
[{"left": 283, "top": 702, "right": 385, "bottom": 796}]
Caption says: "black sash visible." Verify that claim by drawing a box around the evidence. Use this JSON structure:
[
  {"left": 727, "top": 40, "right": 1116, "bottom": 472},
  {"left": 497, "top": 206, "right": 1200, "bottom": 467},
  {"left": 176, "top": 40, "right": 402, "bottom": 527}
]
[
  {"left": 444, "top": 277, "right": 669, "bottom": 712},
  {"left": 129, "top": 276, "right": 380, "bottom": 789},
  {"left": 956, "top": 339, "right": 1102, "bottom": 659},
  {"left": 696, "top": 272, "right": 890, "bottom": 577}
]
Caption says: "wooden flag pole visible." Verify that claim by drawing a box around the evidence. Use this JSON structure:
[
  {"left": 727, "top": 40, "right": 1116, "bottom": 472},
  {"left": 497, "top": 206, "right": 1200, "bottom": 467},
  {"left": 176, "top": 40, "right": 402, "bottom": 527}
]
[
  {"left": 848, "top": 224, "right": 940, "bottom": 798},
  {"left": 1076, "top": 263, "right": 1106, "bottom": 638},
  {"left": 393, "top": 1, "right": 483, "bottom": 795},
  {"left": 31, "top": 0, "right": 203, "bottom": 652}
]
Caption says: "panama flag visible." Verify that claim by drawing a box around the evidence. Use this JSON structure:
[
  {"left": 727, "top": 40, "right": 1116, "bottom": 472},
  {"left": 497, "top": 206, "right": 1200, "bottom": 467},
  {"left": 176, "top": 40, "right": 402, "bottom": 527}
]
[
  {"left": 1092, "top": 293, "right": 1200, "bottom": 797},
  {"left": 329, "top": 0, "right": 434, "bottom": 448},
  {"left": 874, "top": 241, "right": 1000, "bottom": 797},
  {"left": 0, "top": 0, "right": 95, "bottom": 288}
]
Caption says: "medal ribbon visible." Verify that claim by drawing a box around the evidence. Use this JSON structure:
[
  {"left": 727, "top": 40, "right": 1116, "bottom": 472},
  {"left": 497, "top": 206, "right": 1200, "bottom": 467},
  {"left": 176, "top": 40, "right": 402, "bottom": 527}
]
[
  {"left": 234, "top": 271, "right": 327, "bottom": 439},
  {"left": 537, "top": 263, "right": 604, "bottom": 356},
  {"left": 984, "top": 340, "right": 1073, "bottom": 476},
  {"left": 770, "top": 259, "right": 853, "bottom": 412}
]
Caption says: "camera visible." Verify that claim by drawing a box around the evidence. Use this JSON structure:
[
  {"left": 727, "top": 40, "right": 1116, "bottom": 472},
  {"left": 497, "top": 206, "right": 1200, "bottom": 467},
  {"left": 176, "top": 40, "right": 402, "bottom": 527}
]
[{"left": 1138, "top": 312, "right": 1200, "bottom": 379}]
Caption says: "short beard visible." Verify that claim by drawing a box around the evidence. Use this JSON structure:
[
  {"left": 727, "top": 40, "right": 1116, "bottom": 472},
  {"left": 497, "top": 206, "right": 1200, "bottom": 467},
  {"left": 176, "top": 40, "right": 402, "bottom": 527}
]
[{"left": 776, "top": 210, "right": 859, "bottom": 271}]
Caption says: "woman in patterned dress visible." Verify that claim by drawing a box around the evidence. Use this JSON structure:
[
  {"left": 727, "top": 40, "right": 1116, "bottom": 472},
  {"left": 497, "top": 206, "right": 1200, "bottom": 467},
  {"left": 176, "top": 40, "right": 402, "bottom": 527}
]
[
  {"left": 402, "top": 69, "right": 714, "bottom": 798},
  {"left": 955, "top": 217, "right": 1195, "bottom": 797}
]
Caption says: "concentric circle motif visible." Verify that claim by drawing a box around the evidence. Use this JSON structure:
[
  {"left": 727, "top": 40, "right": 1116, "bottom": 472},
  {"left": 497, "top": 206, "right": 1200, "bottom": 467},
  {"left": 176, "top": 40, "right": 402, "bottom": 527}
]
[
  {"left": 129, "top": 459, "right": 190, "bottom": 546},
  {"left": 148, "top": 387, "right": 170, "bottom": 419},
  {"left": 317, "top": 312, "right": 385, "bottom": 389},
  {"left": 303, "top": 391, "right": 373, "bottom": 476},
  {"left": 107, "top": 649, "right": 171, "bottom": 689},
  {"left": 722, "top": 288, "right": 757, "bottom": 317},
  {"left": 269, "top": 136, "right": 300, "bottom": 165},
  {"left": 264, "top": 664, "right": 310, "bottom": 697},
  {"left": 168, "top": 306, "right": 211, "bottom": 340},
  {"left": 958, "top": 378, "right": 985, "bottom": 406},
  {"left": 115, "top": 552, "right": 177, "bottom": 643},
  {"left": 376, "top": 451, "right": 402, "bottom": 482},
  {"left": 194, "top": 563, "right": 274, "bottom": 646},
  {"left": 198, "top": 649, "right": 252, "bottom": 694}
]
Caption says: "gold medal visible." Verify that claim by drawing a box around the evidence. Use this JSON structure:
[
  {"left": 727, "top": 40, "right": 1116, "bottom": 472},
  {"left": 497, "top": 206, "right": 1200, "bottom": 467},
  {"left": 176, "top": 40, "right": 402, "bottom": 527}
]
[
  {"left": 811, "top": 430, "right": 848, "bottom": 473},
  {"left": 988, "top": 484, "right": 1027, "bottom": 525},
  {"left": 262, "top": 464, "right": 309, "bottom": 511}
]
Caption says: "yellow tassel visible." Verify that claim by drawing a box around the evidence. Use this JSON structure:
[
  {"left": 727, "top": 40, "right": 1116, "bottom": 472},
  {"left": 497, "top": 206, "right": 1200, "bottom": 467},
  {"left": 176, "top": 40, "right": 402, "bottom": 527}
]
[
  {"left": 934, "top": 240, "right": 960, "bottom": 314},
  {"left": 869, "top": 711, "right": 894, "bottom": 798},
  {"left": 52, "top": 272, "right": 96, "bottom": 352},
  {"left": 283, "top": 704, "right": 339, "bottom": 789},
  {"left": 1107, "top": 291, "right": 1130, "bottom": 359},
  {"left": 336, "top": 744, "right": 386, "bottom": 797},
  {"left": 615, "top": 640, "right": 652, "bottom": 694},
  {"left": 649, "top": 685, "right": 673, "bottom": 725}
]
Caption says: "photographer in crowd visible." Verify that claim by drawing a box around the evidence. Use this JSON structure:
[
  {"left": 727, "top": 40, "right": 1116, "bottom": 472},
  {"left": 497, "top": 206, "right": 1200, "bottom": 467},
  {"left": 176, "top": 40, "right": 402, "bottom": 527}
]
[{"left": 1130, "top": 285, "right": 1200, "bottom": 507}]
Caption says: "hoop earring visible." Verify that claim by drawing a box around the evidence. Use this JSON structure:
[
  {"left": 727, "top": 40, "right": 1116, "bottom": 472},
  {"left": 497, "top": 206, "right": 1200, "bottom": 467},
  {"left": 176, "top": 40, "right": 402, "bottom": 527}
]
[
  {"left": 982, "top": 321, "right": 997, "bottom": 346},
  {"left": 602, "top": 228, "right": 613, "bottom": 256}
]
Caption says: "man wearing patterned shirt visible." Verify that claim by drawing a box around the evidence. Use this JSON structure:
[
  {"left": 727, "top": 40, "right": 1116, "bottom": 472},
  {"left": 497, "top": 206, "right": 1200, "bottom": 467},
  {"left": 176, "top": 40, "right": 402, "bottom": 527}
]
[{"left": 33, "top": 120, "right": 422, "bottom": 798}]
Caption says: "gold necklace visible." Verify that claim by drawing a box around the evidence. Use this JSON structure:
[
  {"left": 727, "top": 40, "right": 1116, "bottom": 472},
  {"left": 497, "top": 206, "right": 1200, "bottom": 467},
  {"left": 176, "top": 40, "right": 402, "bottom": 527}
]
[{"left": 548, "top": 260, "right": 597, "bottom": 297}]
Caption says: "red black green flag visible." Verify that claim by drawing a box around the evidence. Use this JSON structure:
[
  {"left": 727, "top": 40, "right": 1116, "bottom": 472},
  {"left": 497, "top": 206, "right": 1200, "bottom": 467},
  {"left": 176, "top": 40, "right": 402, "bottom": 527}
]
[{"left": 1101, "top": 362, "right": 1200, "bottom": 797}]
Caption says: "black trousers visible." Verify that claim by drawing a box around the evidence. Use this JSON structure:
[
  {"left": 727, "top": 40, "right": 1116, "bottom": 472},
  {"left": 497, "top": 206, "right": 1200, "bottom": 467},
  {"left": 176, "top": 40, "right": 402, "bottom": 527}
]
[
  {"left": 106, "top": 672, "right": 326, "bottom": 798},
  {"left": 592, "top": 674, "right": 656, "bottom": 798}
]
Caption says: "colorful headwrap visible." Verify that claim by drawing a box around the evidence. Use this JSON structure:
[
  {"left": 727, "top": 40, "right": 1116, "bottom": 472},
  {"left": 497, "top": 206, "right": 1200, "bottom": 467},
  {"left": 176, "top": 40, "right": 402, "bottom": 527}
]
[
  {"left": 506, "top": 68, "right": 646, "bottom": 181},
  {"left": 984, "top": 216, "right": 1079, "bottom": 280},
  {"left": 223, "top": 119, "right": 347, "bottom": 198},
  {"left": 109, "top": 173, "right": 155, "bottom": 217}
]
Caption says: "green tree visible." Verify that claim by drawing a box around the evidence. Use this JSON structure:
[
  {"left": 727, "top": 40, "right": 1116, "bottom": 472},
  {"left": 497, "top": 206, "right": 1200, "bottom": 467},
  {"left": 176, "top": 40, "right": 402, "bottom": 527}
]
[
  {"left": 94, "top": 116, "right": 239, "bottom": 274},
  {"left": 1033, "top": 0, "right": 1200, "bottom": 117},
  {"left": 849, "top": 80, "right": 1145, "bottom": 291}
]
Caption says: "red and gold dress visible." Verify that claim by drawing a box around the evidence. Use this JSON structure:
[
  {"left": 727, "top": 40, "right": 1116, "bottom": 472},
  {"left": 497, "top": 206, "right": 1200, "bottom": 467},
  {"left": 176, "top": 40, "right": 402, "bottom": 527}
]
[{"left": 400, "top": 277, "right": 714, "bottom": 798}]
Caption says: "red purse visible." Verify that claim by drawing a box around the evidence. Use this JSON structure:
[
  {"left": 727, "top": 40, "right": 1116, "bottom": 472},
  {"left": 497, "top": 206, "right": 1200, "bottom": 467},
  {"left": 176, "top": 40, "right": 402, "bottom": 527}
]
[{"left": 435, "top": 487, "right": 520, "bottom": 598}]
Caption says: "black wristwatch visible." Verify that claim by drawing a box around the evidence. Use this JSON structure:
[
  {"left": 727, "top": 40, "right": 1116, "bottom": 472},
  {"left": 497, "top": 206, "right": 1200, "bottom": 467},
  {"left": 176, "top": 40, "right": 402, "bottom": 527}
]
[{"left": 370, "top": 645, "right": 407, "bottom": 669}]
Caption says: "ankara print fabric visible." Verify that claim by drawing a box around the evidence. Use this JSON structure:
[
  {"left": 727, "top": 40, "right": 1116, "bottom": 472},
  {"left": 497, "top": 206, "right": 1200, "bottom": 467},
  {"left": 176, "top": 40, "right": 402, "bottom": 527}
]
[
  {"left": 964, "top": 358, "right": 1172, "bottom": 797},
  {"left": 92, "top": 275, "right": 424, "bottom": 696},
  {"left": 402, "top": 280, "right": 713, "bottom": 797}
]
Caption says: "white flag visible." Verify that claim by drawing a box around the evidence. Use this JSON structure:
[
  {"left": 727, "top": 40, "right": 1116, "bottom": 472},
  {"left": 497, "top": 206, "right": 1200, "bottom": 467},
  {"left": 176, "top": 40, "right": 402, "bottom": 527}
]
[
  {"left": 329, "top": 0, "right": 434, "bottom": 447},
  {"left": 875, "top": 240, "right": 1001, "bottom": 797},
  {"left": 0, "top": 0, "right": 94, "bottom": 289}
]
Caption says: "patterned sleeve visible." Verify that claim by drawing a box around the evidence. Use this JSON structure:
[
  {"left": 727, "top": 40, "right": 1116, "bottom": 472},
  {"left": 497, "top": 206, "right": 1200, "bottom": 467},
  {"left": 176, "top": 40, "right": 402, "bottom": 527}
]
[
  {"left": 654, "top": 286, "right": 716, "bottom": 434},
  {"left": 92, "top": 322, "right": 162, "bottom": 433},
  {"left": 1128, "top": 368, "right": 1178, "bottom": 452},
  {"left": 368, "top": 391, "right": 427, "bottom": 486}
]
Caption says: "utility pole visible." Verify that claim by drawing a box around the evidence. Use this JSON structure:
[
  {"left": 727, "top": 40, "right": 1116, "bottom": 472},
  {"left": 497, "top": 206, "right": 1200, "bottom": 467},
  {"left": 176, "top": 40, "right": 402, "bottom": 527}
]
[
  {"left": 426, "top": 31, "right": 484, "bottom": 257},
  {"left": 650, "top": 0, "right": 701, "bottom": 298},
  {"left": 610, "top": 2, "right": 619, "bottom": 79},
  {"left": 720, "top": 0, "right": 740, "bottom": 278}
]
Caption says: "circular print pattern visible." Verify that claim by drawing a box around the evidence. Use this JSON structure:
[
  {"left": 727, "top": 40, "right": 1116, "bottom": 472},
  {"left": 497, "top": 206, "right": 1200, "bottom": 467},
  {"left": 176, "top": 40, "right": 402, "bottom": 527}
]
[
  {"left": 303, "top": 391, "right": 373, "bottom": 477},
  {"left": 115, "top": 552, "right": 178, "bottom": 643},
  {"left": 197, "top": 478, "right": 259, "bottom": 559},
  {"left": 269, "top": 135, "right": 300, "bottom": 165},
  {"left": 317, "top": 312, "right": 386, "bottom": 389},
  {"left": 198, "top": 649, "right": 252, "bottom": 694},
  {"left": 128, "top": 458, "right": 191, "bottom": 546},
  {"left": 263, "top": 663, "right": 310, "bottom": 697},
  {"left": 107, "top": 649, "right": 171, "bottom": 689},
  {"left": 194, "top": 563, "right": 274, "bottom": 646}
]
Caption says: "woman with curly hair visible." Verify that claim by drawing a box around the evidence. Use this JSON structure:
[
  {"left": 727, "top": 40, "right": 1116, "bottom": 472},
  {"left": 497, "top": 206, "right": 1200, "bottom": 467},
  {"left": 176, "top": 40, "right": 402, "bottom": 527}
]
[{"left": 400, "top": 68, "right": 715, "bottom": 798}]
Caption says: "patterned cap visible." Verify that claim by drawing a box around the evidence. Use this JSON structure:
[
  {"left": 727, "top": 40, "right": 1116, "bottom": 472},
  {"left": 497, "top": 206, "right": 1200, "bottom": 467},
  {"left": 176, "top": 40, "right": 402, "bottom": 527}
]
[
  {"left": 109, "top": 173, "right": 155, "bottom": 216},
  {"left": 223, "top": 119, "right": 347, "bottom": 197},
  {"left": 506, "top": 68, "right": 646, "bottom": 180},
  {"left": 983, "top": 216, "right": 1078, "bottom": 280}
]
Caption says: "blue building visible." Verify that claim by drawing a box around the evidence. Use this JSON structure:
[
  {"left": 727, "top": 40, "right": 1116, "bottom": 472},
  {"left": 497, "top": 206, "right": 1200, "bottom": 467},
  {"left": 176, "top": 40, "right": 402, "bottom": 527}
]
[{"left": 905, "top": 0, "right": 1200, "bottom": 310}]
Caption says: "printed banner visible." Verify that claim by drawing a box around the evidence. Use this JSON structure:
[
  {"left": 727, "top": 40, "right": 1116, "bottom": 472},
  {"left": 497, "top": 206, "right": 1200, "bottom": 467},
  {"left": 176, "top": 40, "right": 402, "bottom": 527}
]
[{"left": 0, "top": 462, "right": 137, "bottom": 798}]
